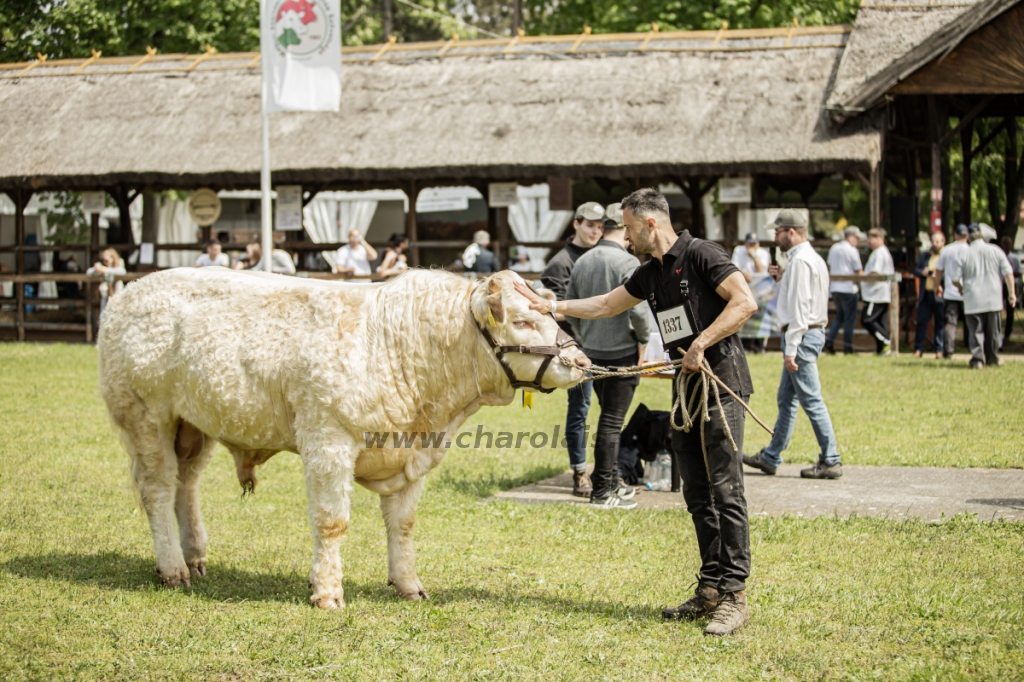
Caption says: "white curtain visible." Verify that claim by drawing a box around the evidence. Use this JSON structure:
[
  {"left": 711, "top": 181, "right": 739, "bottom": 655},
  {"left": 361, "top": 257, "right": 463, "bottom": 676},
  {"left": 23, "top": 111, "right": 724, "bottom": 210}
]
[
  {"left": 507, "top": 183, "right": 573, "bottom": 271},
  {"left": 157, "top": 198, "right": 201, "bottom": 268},
  {"left": 36, "top": 212, "right": 57, "bottom": 299},
  {"left": 303, "top": 196, "right": 378, "bottom": 269}
]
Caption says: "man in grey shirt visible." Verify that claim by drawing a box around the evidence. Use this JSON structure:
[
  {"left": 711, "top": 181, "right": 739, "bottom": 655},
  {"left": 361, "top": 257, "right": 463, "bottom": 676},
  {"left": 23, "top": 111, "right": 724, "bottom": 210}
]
[{"left": 565, "top": 209, "right": 652, "bottom": 508}]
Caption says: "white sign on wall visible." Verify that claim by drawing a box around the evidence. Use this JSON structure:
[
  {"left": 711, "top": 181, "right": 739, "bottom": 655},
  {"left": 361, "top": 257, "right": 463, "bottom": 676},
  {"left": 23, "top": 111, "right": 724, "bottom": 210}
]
[
  {"left": 718, "top": 177, "right": 753, "bottom": 204},
  {"left": 275, "top": 185, "right": 304, "bottom": 230},
  {"left": 488, "top": 183, "right": 519, "bottom": 208},
  {"left": 416, "top": 187, "right": 470, "bottom": 213},
  {"left": 81, "top": 192, "right": 105, "bottom": 214}
]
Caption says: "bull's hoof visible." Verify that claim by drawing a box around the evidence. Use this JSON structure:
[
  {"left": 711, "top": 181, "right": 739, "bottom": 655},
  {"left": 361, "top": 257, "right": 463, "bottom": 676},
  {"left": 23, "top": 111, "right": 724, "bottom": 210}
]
[
  {"left": 188, "top": 559, "right": 207, "bottom": 578},
  {"left": 158, "top": 564, "right": 192, "bottom": 589},
  {"left": 393, "top": 579, "right": 428, "bottom": 601},
  {"left": 310, "top": 594, "right": 345, "bottom": 609}
]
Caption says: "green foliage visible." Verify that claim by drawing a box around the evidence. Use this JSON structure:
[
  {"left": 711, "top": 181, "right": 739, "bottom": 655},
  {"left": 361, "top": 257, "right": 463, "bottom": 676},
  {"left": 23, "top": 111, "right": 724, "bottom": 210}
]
[
  {"left": 1, "top": 0, "right": 864, "bottom": 63},
  {"left": 37, "top": 192, "right": 92, "bottom": 245},
  {"left": 522, "top": 0, "right": 861, "bottom": 36}
]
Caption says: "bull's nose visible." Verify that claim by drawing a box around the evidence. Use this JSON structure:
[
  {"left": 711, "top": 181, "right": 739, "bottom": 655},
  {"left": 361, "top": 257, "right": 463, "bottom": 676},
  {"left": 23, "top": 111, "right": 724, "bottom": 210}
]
[{"left": 574, "top": 355, "right": 592, "bottom": 368}]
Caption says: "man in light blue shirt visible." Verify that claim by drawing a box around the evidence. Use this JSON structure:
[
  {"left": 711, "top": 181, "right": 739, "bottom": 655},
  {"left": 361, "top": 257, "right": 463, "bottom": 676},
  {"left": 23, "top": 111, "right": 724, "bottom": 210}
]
[{"left": 824, "top": 226, "right": 864, "bottom": 354}]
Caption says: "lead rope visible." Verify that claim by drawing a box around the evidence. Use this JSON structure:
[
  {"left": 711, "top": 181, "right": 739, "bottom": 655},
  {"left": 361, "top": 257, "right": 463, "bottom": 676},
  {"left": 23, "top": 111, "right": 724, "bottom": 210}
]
[{"left": 585, "top": 358, "right": 773, "bottom": 504}]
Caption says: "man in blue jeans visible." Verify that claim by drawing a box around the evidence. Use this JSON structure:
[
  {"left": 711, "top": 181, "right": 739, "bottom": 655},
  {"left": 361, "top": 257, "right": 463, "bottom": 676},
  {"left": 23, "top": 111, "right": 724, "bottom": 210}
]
[
  {"left": 743, "top": 210, "right": 842, "bottom": 479},
  {"left": 540, "top": 201, "right": 605, "bottom": 496}
]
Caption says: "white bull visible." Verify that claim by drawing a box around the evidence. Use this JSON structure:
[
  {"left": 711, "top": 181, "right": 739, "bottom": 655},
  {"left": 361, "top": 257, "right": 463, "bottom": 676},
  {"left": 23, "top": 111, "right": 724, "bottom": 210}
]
[{"left": 98, "top": 268, "right": 589, "bottom": 607}]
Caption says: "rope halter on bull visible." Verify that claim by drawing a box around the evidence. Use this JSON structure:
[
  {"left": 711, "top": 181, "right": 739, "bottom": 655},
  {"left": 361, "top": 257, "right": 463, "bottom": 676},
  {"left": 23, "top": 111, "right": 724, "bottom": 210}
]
[{"left": 476, "top": 322, "right": 580, "bottom": 394}]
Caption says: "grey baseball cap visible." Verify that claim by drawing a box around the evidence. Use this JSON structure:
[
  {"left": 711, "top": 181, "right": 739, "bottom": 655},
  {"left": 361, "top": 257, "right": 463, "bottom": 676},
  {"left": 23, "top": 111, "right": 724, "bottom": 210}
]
[
  {"left": 575, "top": 201, "right": 605, "bottom": 221},
  {"left": 844, "top": 225, "right": 866, "bottom": 240},
  {"left": 604, "top": 202, "right": 623, "bottom": 225},
  {"left": 773, "top": 208, "right": 808, "bottom": 229},
  {"left": 744, "top": 231, "right": 759, "bottom": 243}
]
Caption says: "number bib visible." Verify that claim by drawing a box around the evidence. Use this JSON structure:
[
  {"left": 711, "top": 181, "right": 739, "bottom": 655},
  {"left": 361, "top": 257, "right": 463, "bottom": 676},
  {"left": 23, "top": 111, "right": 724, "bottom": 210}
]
[{"left": 656, "top": 304, "right": 695, "bottom": 347}]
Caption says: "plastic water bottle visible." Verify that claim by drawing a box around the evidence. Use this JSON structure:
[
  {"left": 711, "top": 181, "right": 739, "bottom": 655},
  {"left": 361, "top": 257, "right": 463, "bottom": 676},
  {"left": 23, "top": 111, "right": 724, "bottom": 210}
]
[{"left": 645, "top": 453, "right": 673, "bottom": 491}]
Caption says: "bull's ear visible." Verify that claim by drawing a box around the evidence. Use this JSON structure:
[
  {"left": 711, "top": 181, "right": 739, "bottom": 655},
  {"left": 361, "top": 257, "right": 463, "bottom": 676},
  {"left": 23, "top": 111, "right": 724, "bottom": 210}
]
[
  {"left": 487, "top": 276, "right": 502, "bottom": 294},
  {"left": 486, "top": 293, "right": 505, "bottom": 324}
]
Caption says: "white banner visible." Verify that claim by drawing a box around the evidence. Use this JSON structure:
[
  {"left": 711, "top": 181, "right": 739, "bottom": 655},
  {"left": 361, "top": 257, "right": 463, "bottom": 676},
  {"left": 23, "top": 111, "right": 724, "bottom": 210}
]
[{"left": 261, "top": 0, "right": 341, "bottom": 113}]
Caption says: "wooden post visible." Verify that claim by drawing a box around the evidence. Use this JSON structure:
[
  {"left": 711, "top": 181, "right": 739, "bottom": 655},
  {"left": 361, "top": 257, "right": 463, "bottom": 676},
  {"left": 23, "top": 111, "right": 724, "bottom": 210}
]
[
  {"left": 13, "top": 188, "right": 31, "bottom": 342},
  {"left": 85, "top": 276, "right": 94, "bottom": 344},
  {"left": 512, "top": 0, "right": 522, "bottom": 36},
  {"left": 497, "top": 207, "right": 510, "bottom": 270},
  {"left": 889, "top": 277, "right": 900, "bottom": 355},
  {"left": 960, "top": 122, "right": 973, "bottom": 225},
  {"left": 406, "top": 180, "right": 418, "bottom": 268}
]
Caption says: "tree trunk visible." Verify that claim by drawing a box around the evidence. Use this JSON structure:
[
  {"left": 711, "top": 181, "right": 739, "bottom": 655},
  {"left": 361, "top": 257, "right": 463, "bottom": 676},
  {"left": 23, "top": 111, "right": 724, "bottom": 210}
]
[
  {"left": 382, "top": 0, "right": 393, "bottom": 39},
  {"left": 1000, "top": 117, "right": 1023, "bottom": 242},
  {"left": 959, "top": 122, "right": 973, "bottom": 226}
]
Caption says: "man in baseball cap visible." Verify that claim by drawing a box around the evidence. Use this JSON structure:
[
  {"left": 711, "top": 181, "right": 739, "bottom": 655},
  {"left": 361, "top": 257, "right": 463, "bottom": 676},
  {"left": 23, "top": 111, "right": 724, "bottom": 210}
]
[
  {"left": 935, "top": 223, "right": 971, "bottom": 358},
  {"left": 540, "top": 200, "right": 606, "bottom": 497},
  {"left": 825, "top": 225, "right": 865, "bottom": 355}
]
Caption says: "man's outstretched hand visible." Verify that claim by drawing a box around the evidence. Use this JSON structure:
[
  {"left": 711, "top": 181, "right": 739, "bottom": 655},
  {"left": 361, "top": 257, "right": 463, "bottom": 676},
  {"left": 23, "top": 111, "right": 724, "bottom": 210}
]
[{"left": 513, "top": 280, "right": 552, "bottom": 313}]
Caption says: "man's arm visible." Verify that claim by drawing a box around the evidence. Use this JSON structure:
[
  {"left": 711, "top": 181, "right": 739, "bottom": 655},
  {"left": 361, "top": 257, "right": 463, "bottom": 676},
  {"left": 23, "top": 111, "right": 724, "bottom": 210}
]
[
  {"left": 363, "top": 241, "right": 378, "bottom": 262},
  {"left": 514, "top": 280, "right": 640, "bottom": 319},
  {"left": 681, "top": 271, "right": 758, "bottom": 373},
  {"left": 1006, "top": 273, "right": 1018, "bottom": 307}
]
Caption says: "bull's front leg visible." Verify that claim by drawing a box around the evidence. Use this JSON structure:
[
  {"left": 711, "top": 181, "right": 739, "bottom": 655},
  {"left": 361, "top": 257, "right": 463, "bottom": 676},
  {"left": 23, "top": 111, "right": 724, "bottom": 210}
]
[
  {"left": 300, "top": 430, "right": 357, "bottom": 609},
  {"left": 380, "top": 476, "right": 427, "bottom": 600}
]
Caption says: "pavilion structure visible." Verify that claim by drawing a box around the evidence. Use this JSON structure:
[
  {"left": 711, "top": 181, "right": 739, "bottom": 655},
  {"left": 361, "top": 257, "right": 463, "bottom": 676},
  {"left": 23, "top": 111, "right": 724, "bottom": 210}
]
[{"left": 1, "top": 0, "right": 1021, "bottom": 342}]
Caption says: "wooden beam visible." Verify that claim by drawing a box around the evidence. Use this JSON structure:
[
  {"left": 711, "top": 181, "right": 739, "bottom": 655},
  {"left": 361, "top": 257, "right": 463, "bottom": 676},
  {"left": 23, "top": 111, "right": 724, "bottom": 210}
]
[
  {"left": 406, "top": 180, "right": 418, "bottom": 268},
  {"left": 972, "top": 117, "right": 1010, "bottom": 156},
  {"left": 939, "top": 95, "right": 993, "bottom": 147}
]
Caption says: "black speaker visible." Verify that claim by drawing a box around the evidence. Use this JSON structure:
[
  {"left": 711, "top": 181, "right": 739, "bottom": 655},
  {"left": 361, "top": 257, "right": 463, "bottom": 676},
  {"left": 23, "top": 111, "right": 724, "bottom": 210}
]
[{"left": 889, "top": 195, "right": 918, "bottom": 243}]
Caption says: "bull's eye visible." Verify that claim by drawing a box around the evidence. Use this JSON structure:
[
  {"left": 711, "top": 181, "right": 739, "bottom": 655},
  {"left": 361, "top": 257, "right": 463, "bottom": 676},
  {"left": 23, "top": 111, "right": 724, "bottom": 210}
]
[{"left": 513, "top": 321, "right": 534, "bottom": 330}]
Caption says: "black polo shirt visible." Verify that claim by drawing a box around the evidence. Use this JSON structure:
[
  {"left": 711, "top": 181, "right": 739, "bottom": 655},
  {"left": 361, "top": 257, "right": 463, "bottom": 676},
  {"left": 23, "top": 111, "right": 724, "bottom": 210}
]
[{"left": 623, "top": 230, "right": 753, "bottom": 396}]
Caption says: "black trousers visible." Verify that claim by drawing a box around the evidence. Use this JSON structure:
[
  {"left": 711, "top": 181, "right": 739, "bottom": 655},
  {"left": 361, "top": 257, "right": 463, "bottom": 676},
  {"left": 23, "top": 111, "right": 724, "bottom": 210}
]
[
  {"left": 943, "top": 300, "right": 965, "bottom": 357},
  {"left": 671, "top": 382, "right": 750, "bottom": 594},
  {"left": 966, "top": 311, "right": 1002, "bottom": 366},
  {"left": 861, "top": 301, "right": 890, "bottom": 352},
  {"left": 590, "top": 351, "right": 640, "bottom": 500},
  {"left": 915, "top": 291, "right": 944, "bottom": 352}
]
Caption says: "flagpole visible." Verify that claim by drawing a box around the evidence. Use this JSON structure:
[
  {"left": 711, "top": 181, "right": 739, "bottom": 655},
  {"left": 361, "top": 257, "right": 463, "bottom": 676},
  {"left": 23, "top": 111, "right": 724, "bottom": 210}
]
[{"left": 256, "top": 80, "right": 272, "bottom": 272}]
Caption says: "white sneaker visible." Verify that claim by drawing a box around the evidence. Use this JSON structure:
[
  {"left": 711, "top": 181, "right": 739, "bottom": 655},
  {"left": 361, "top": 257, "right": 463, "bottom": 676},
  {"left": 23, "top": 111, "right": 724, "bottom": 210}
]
[
  {"left": 617, "top": 483, "right": 636, "bottom": 500},
  {"left": 589, "top": 494, "right": 637, "bottom": 510}
]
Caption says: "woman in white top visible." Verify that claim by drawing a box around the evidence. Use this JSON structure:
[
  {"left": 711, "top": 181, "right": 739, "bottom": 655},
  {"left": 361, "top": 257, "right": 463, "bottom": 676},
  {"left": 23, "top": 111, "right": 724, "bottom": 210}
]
[
  {"left": 87, "top": 247, "right": 127, "bottom": 316},
  {"left": 236, "top": 242, "right": 296, "bottom": 275},
  {"left": 377, "top": 233, "right": 409, "bottom": 278}
]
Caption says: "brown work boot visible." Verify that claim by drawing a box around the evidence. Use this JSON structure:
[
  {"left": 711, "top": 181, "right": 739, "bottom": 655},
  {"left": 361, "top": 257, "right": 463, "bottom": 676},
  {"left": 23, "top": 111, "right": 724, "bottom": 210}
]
[
  {"left": 572, "top": 470, "right": 592, "bottom": 497},
  {"left": 662, "top": 579, "right": 719, "bottom": 620},
  {"left": 704, "top": 590, "right": 749, "bottom": 636}
]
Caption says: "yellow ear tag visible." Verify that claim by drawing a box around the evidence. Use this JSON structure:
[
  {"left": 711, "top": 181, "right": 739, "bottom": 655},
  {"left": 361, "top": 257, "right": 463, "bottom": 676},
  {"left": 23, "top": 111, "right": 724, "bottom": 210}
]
[
  {"left": 522, "top": 390, "right": 533, "bottom": 409},
  {"left": 487, "top": 307, "right": 497, "bottom": 327}
]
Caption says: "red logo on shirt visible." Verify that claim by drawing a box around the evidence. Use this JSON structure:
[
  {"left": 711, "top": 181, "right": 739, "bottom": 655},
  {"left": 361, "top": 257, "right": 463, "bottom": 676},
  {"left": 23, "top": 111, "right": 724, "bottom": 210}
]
[{"left": 675, "top": 267, "right": 682, "bottom": 275}]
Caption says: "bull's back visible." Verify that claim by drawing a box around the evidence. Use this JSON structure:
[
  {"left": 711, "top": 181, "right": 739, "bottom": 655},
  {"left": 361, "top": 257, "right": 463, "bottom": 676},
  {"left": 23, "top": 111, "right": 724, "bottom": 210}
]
[{"left": 99, "top": 268, "right": 368, "bottom": 445}]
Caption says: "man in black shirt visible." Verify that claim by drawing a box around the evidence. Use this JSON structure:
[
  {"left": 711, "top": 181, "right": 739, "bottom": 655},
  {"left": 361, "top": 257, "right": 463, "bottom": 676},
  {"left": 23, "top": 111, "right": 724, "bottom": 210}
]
[
  {"left": 540, "top": 202, "right": 606, "bottom": 497},
  {"left": 514, "top": 188, "right": 758, "bottom": 636}
]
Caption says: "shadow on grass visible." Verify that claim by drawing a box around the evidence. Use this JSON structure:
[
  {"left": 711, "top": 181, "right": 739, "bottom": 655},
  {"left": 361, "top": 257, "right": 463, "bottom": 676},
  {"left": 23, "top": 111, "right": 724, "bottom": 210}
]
[
  {"left": 433, "top": 463, "right": 565, "bottom": 498},
  {"left": 0, "top": 551, "right": 658, "bottom": 620}
]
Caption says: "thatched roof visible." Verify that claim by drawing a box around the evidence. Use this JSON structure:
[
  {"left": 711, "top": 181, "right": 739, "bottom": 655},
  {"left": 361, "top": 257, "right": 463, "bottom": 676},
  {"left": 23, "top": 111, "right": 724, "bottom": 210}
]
[
  {"left": 0, "top": 27, "right": 880, "bottom": 192},
  {"left": 826, "top": 0, "right": 1021, "bottom": 119}
]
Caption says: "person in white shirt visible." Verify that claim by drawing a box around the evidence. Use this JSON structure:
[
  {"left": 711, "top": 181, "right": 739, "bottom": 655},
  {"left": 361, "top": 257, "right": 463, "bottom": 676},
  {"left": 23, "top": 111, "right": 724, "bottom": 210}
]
[
  {"left": 731, "top": 232, "right": 771, "bottom": 353},
  {"left": 934, "top": 223, "right": 970, "bottom": 358},
  {"left": 742, "top": 209, "right": 842, "bottom": 480},
  {"left": 999, "top": 236, "right": 1021, "bottom": 348},
  {"left": 730, "top": 232, "right": 770, "bottom": 282},
  {"left": 860, "top": 228, "right": 895, "bottom": 355},
  {"left": 956, "top": 223, "right": 1016, "bottom": 367},
  {"left": 824, "top": 226, "right": 864, "bottom": 354},
  {"left": 194, "top": 241, "right": 230, "bottom": 268},
  {"left": 335, "top": 229, "right": 378, "bottom": 276},
  {"left": 235, "top": 242, "right": 296, "bottom": 275}
]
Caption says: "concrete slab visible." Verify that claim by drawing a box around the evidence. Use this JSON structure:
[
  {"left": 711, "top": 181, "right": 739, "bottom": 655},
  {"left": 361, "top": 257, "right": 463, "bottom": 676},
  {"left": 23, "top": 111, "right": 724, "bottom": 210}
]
[{"left": 491, "top": 465, "right": 1024, "bottom": 521}]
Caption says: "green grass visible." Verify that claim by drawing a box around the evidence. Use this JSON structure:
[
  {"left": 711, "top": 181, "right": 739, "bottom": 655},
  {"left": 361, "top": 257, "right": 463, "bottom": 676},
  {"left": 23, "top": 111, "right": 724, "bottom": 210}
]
[{"left": 1, "top": 344, "right": 1022, "bottom": 680}]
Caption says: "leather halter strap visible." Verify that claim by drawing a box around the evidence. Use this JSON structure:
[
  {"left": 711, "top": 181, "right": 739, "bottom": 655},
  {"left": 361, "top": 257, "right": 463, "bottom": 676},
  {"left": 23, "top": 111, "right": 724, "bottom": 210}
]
[{"left": 477, "top": 323, "right": 578, "bottom": 394}]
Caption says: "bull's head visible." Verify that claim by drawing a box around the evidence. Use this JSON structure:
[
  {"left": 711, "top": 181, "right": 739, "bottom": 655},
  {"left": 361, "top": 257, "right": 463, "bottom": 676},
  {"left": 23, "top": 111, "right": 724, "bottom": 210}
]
[{"left": 471, "top": 271, "right": 590, "bottom": 392}]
